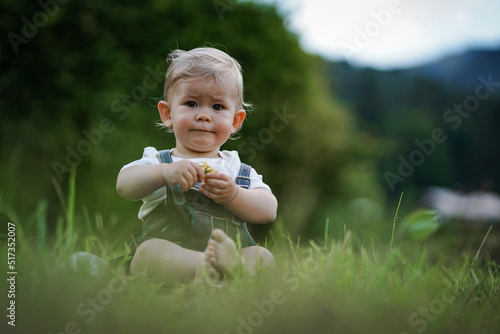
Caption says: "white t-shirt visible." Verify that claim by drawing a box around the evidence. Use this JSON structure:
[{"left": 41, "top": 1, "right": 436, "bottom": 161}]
[{"left": 121, "top": 147, "right": 272, "bottom": 219}]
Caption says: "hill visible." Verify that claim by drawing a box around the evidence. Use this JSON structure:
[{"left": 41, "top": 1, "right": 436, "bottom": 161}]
[
  {"left": 327, "top": 48, "right": 500, "bottom": 198},
  {"left": 407, "top": 49, "right": 500, "bottom": 89}
]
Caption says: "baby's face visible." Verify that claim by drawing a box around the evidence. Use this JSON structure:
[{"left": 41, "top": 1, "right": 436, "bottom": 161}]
[{"left": 164, "top": 76, "right": 244, "bottom": 157}]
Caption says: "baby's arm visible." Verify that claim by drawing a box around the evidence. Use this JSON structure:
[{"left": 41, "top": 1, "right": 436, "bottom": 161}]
[
  {"left": 225, "top": 187, "right": 277, "bottom": 224},
  {"left": 199, "top": 173, "right": 277, "bottom": 224},
  {"left": 116, "top": 161, "right": 205, "bottom": 201}
]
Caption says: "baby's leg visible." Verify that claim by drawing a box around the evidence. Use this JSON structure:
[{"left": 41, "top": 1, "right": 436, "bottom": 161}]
[
  {"left": 208, "top": 229, "right": 275, "bottom": 277},
  {"left": 130, "top": 238, "right": 219, "bottom": 285}
]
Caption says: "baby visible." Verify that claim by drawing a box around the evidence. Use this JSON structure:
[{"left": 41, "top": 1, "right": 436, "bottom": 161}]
[{"left": 116, "top": 47, "right": 277, "bottom": 284}]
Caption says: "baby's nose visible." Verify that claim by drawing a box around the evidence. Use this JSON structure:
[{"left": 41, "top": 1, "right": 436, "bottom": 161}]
[{"left": 196, "top": 113, "right": 211, "bottom": 122}]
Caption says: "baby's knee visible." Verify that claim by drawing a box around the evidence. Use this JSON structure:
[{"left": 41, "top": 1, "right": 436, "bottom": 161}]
[
  {"left": 243, "top": 246, "right": 275, "bottom": 270},
  {"left": 129, "top": 239, "right": 157, "bottom": 274},
  {"left": 256, "top": 247, "right": 274, "bottom": 268}
]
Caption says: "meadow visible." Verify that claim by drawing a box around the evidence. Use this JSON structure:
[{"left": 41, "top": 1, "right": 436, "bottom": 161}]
[{"left": 1, "top": 180, "right": 499, "bottom": 334}]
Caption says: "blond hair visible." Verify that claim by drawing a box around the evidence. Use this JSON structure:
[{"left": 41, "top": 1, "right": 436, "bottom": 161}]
[{"left": 163, "top": 47, "right": 250, "bottom": 110}]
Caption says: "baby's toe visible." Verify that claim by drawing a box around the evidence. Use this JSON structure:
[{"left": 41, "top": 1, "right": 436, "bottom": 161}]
[{"left": 211, "top": 229, "right": 226, "bottom": 243}]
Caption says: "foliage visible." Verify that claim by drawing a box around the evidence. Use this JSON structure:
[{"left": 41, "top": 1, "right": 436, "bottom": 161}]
[{"left": 398, "top": 208, "right": 439, "bottom": 241}]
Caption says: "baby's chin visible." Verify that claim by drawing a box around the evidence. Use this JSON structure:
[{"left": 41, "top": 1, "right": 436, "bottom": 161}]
[
  {"left": 187, "top": 138, "right": 227, "bottom": 151},
  {"left": 180, "top": 144, "right": 221, "bottom": 158}
]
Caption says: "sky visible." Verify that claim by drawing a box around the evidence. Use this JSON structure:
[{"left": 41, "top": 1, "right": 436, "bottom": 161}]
[{"left": 268, "top": 0, "right": 500, "bottom": 69}]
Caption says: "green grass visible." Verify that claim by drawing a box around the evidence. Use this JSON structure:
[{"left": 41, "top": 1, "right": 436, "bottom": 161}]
[
  {"left": 1, "top": 175, "right": 500, "bottom": 334},
  {"left": 3, "top": 222, "right": 500, "bottom": 334}
]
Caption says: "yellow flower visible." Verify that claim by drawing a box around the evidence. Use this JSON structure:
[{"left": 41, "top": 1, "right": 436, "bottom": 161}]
[{"left": 201, "top": 161, "right": 219, "bottom": 174}]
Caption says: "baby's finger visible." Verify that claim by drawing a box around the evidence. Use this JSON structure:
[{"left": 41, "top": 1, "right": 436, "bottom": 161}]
[
  {"left": 178, "top": 178, "right": 190, "bottom": 192},
  {"left": 204, "top": 172, "right": 230, "bottom": 182},
  {"left": 186, "top": 165, "right": 199, "bottom": 185},
  {"left": 190, "top": 161, "right": 206, "bottom": 182},
  {"left": 199, "top": 183, "right": 221, "bottom": 197},
  {"left": 203, "top": 177, "right": 227, "bottom": 190},
  {"left": 198, "top": 183, "right": 211, "bottom": 197}
]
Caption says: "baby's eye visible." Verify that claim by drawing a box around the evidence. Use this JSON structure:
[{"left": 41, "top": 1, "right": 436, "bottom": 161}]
[
  {"left": 186, "top": 101, "right": 197, "bottom": 108},
  {"left": 212, "top": 104, "right": 224, "bottom": 111}
]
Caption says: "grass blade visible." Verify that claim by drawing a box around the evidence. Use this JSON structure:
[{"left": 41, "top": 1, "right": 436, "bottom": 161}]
[
  {"left": 324, "top": 217, "right": 330, "bottom": 250},
  {"left": 473, "top": 225, "right": 493, "bottom": 264},
  {"left": 65, "top": 168, "right": 77, "bottom": 249},
  {"left": 390, "top": 192, "right": 404, "bottom": 251}
]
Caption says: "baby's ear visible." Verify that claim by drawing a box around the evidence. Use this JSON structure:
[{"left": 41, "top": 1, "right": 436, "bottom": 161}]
[
  {"left": 232, "top": 109, "right": 246, "bottom": 133},
  {"left": 158, "top": 101, "right": 173, "bottom": 127}
]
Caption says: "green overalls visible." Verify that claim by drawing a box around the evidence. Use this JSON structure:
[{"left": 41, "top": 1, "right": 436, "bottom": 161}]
[{"left": 131, "top": 150, "right": 257, "bottom": 252}]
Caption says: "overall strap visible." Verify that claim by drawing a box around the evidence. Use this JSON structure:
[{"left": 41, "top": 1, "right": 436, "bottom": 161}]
[
  {"left": 159, "top": 149, "right": 173, "bottom": 164},
  {"left": 236, "top": 163, "right": 251, "bottom": 189},
  {"left": 159, "top": 150, "right": 186, "bottom": 206}
]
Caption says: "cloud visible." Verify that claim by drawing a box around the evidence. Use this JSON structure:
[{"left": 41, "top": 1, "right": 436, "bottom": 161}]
[{"left": 276, "top": 0, "right": 500, "bottom": 68}]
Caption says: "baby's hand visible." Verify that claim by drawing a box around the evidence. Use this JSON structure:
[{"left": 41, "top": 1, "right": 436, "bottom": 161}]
[
  {"left": 162, "top": 160, "right": 205, "bottom": 191},
  {"left": 199, "top": 172, "right": 238, "bottom": 205}
]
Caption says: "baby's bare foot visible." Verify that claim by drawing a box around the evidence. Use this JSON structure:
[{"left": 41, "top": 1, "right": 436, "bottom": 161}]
[
  {"left": 194, "top": 243, "right": 221, "bottom": 284},
  {"left": 208, "top": 229, "right": 243, "bottom": 276}
]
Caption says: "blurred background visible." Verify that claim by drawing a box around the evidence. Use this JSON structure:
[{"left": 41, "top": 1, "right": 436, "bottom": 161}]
[{"left": 1, "top": 0, "right": 499, "bottom": 254}]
